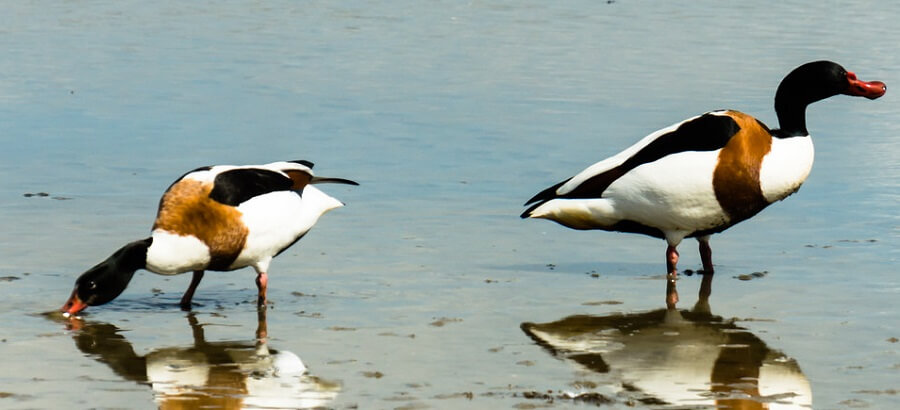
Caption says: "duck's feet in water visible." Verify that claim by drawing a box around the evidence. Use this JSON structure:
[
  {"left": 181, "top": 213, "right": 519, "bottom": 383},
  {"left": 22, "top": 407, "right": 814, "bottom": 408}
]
[
  {"left": 256, "top": 271, "right": 268, "bottom": 308},
  {"left": 666, "top": 245, "right": 679, "bottom": 276},
  {"left": 665, "top": 245, "right": 680, "bottom": 309},
  {"left": 256, "top": 307, "right": 268, "bottom": 339},
  {"left": 180, "top": 270, "right": 205, "bottom": 311},
  {"left": 697, "top": 240, "right": 715, "bottom": 300},
  {"left": 666, "top": 273, "right": 679, "bottom": 309},
  {"left": 698, "top": 236, "right": 714, "bottom": 273},
  {"left": 698, "top": 270, "right": 714, "bottom": 299}
]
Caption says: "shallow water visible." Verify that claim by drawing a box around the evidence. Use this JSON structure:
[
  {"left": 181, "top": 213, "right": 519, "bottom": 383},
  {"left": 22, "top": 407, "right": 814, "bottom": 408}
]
[{"left": 1, "top": 1, "right": 898, "bottom": 409}]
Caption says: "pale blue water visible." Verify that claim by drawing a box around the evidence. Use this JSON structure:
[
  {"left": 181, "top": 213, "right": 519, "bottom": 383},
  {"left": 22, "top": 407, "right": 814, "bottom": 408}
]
[{"left": 1, "top": 1, "right": 898, "bottom": 409}]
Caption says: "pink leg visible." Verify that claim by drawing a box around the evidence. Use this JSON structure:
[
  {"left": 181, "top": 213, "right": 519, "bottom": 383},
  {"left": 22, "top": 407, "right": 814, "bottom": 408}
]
[
  {"left": 666, "top": 245, "right": 680, "bottom": 276},
  {"left": 666, "top": 245, "right": 680, "bottom": 309},
  {"left": 180, "top": 270, "right": 204, "bottom": 311},
  {"left": 256, "top": 271, "right": 268, "bottom": 307}
]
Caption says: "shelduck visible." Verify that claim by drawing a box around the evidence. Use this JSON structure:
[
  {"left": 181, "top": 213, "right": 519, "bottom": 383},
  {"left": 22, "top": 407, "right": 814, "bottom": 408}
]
[
  {"left": 61, "top": 160, "right": 357, "bottom": 316},
  {"left": 521, "top": 61, "right": 885, "bottom": 304}
]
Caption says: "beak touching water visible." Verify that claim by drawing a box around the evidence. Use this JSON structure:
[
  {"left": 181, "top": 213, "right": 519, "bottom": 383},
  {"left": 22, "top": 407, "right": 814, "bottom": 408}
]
[{"left": 61, "top": 289, "right": 89, "bottom": 318}]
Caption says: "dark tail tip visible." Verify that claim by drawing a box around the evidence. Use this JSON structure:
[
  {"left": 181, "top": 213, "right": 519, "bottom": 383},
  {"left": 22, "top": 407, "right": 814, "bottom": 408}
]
[
  {"left": 291, "top": 160, "right": 315, "bottom": 168},
  {"left": 310, "top": 177, "right": 359, "bottom": 186},
  {"left": 520, "top": 201, "right": 544, "bottom": 219}
]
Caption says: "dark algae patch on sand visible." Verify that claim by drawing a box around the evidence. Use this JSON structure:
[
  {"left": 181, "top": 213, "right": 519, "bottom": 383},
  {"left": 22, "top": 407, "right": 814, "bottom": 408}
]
[{"left": 734, "top": 271, "right": 768, "bottom": 281}]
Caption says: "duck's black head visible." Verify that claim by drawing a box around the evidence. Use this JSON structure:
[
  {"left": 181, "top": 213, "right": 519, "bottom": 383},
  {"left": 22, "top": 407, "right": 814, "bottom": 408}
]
[
  {"left": 774, "top": 61, "right": 886, "bottom": 136},
  {"left": 61, "top": 238, "right": 151, "bottom": 317}
]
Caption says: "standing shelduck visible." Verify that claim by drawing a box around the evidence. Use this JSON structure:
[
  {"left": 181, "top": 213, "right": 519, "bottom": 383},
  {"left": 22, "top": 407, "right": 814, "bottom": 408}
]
[
  {"left": 521, "top": 61, "right": 885, "bottom": 305},
  {"left": 61, "top": 160, "right": 358, "bottom": 316}
]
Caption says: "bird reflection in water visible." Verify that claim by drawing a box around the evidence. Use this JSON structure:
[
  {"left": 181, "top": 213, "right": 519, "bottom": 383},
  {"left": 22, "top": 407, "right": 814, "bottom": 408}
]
[
  {"left": 522, "top": 273, "right": 812, "bottom": 409},
  {"left": 59, "top": 309, "right": 339, "bottom": 409}
]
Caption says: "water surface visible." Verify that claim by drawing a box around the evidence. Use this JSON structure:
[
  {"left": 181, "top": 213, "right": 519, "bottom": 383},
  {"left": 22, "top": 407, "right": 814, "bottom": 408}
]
[{"left": 1, "top": 1, "right": 898, "bottom": 409}]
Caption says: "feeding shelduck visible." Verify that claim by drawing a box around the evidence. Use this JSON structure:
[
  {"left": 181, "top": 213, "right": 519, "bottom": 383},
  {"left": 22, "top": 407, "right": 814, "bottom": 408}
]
[
  {"left": 521, "top": 61, "right": 885, "bottom": 304},
  {"left": 61, "top": 160, "right": 357, "bottom": 316}
]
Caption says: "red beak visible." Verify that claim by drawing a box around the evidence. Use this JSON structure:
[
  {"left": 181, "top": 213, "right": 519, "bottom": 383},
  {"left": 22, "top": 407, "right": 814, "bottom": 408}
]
[
  {"left": 846, "top": 71, "right": 886, "bottom": 99},
  {"left": 61, "top": 290, "right": 88, "bottom": 317}
]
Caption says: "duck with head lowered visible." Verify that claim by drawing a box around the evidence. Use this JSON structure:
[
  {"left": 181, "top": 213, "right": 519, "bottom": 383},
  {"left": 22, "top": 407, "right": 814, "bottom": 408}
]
[
  {"left": 521, "top": 61, "right": 885, "bottom": 306},
  {"left": 61, "top": 160, "right": 358, "bottom": 316}
]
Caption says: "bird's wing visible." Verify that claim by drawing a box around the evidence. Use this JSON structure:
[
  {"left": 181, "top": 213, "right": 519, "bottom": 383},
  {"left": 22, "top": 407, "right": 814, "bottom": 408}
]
[
  {"left": 526, "top": 111, "right": 747, "bottom": 206},
  {"left": 205, "top": 161, "right": 358, "bottom": 207},
  {"left": 208, "top": 167, "right": 296, "bottom": 206}
]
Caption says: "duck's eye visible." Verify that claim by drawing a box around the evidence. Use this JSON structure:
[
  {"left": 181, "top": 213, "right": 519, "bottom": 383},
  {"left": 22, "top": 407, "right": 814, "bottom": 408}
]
[{"left": 88, "top": 281, "right": 97, "bottom": 290}]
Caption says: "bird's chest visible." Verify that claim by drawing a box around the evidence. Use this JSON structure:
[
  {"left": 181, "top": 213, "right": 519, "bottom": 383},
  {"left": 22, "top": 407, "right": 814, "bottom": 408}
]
[
  {"left": 710, "top": 120, "right": 811, "bottom": 224},
  {"left": 152, "top": 179, "right": 250, "bottom": 270},
  {"left": 145, "top": 231, "right": 212, "bottom": 275},
  {"left": 758, "top": 136, "right": 815, "bottom": 203}
]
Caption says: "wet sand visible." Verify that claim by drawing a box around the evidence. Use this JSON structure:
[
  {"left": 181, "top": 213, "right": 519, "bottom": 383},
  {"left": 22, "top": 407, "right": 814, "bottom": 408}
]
[
  {"left": 3, "top": 237, "right": 897, "bottom": 409},
  {"left": 2, "top": 1, "right": 898, "bottom": 409}
]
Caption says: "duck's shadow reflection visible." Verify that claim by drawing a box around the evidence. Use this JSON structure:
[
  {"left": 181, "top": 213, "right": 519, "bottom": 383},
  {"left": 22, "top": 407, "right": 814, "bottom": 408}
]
[
  {"left": 522, "top": 273, "right": 812, "bottom": 409},
  {"left": 58, "top": 310, "right": 339, "bottom": 409}
]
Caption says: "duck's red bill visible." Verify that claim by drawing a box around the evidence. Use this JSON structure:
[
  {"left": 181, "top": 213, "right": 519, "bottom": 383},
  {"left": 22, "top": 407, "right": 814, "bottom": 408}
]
[
  {"left": 61, "top": 291, "right": 88, "bottom": 317},
  {"left": 847, "top": 72, "right": 886, "bottom": 99}
]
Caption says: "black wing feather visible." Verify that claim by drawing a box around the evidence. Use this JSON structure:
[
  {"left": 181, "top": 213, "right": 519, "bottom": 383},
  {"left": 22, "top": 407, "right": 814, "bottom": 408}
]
[
  {"left": 209, "top": 168, "right": 294, "bottom": 206},
  {"left": 290, "top": 160, "right": 315, "bottom": 168}
]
